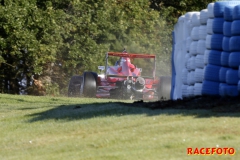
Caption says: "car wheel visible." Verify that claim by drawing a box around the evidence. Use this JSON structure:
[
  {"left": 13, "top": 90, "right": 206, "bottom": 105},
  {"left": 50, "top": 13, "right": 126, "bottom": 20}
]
[
  {"left": 158, "top": 76, "right": 171, "bottom": 100},
  {"left": 68, "top": 76, "right": 83, "bottom": 97},
  {"left": 80, "top": 72, "right": 97, "bottom": 97}
]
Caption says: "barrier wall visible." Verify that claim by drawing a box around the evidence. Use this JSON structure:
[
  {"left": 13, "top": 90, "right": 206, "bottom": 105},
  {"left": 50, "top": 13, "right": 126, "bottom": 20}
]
[{"left": 171, "top": 1, "right": 240, "bottom": 100}]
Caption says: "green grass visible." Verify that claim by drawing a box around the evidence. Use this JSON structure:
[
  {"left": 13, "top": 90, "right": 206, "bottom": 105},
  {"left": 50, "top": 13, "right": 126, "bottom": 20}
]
[{"left": 0, "top": 94, "right": 240, "bottom": 160}]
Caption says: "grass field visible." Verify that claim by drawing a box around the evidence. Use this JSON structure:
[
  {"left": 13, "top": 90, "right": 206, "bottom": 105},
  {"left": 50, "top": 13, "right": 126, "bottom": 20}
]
[{"left": 0, "top": 94, "right": 240, "bottom": 160}]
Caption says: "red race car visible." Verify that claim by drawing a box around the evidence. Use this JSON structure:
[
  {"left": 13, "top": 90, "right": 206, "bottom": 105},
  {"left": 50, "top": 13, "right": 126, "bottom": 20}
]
[{"left": 68, "top": 50, "right": 171, "bottom": 100}]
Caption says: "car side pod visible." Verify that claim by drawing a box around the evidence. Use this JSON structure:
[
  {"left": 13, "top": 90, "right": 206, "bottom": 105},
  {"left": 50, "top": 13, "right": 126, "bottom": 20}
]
[{"left": 157, "top": 76, "right": 172, "bottom": 101}]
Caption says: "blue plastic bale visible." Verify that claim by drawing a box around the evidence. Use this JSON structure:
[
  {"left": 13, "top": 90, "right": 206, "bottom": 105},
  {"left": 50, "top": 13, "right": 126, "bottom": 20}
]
[
  {"left": 233, "top": 5, "right": 240, "bottom": 20},
  {"left": 238, "top": 80, "right": 240, "bottom": 91},
  {"left": 221, "top": 51, "right": 230, "bottom": 67},
  {"left": 239, "top": 65, "right": 240, "bottom": 78},
  {"left": 224, "top": 5, "right": 235, "bottom": 21},
  {"left": 204, "top": 64, "right": 221, "bottom": 82},
  {"left": 202, "top": 80, "right": 220, "bottom": 96},
  {"left": 231, "top": 20, "right": 240, "bottom": 35},
  {"left": 211, "top": 34, "right": 224, "bottom": 50},
  {"left": 219, "top": 83, "right": 228, "bottom": 96},
  {"left": 229, "top": 36, "right": 240, "bottom": 51},
  {"left": 219, "top": 67, "right": 230, "bottom": 82},
  {"left": 222, "top": 36, "right": 231, "bottom": 52},
  {"left": 223, "top": 21, "right": 232, "bottom": 36},
  {"left": 214, "top": 1, "right": 240, "bottom": 17},
  {"left": 226, "top": 85, "right": 239, "bottom": 96},
  {"left": 228, "top": 52, "right": 240, "bottom": 68},
  {"left": 226, "top": 69, "right": 239, "bottom": 84},
  {"left": 208, "top": 50, "right": 222, "bottom": 66},
  {"left": 213, "top": 18, "right": 225, "bottom": 34}
]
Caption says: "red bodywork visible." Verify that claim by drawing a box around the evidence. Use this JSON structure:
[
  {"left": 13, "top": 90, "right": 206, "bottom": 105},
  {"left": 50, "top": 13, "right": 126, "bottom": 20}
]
[{"left": 95, "top": 52, "right": 159, "bottom": 100}]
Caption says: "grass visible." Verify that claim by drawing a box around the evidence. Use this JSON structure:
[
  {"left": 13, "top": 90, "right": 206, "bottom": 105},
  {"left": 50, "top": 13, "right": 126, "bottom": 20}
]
[{"left": 0, "top": 94, "right": 240, "bottom": 160}]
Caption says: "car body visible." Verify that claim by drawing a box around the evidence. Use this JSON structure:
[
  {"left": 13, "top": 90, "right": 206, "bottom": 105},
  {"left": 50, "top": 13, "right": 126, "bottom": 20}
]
[{"left": 68, "top": 51, "right": 171, "bottom": 100}]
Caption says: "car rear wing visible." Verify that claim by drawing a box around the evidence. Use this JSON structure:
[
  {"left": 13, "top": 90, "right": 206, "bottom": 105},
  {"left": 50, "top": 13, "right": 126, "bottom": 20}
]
[
  {"left": 106, "top": 74, "right": 155, "bottom": 79},
  {"left": 105, "top": 52, "right": 156, "bottom": 78},
  {"left": 107, "top": 52, "right": 155, "bottom": 58}
]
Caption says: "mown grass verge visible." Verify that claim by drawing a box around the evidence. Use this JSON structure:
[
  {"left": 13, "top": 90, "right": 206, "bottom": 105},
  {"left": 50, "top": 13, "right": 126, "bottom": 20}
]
[{"left": 0, "top": 94, "right": 240, "bottom": 160}]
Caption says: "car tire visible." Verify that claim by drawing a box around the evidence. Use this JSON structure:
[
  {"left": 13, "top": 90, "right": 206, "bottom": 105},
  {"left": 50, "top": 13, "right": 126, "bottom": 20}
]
[
  {"left": 158, "top": 76, "right": 171, "bottom": 100},
  {"left": 80, "top": 72, "right": 97, "bottom": 97},
  {"left": 68, "top": 76, "right": 83, "bottom": 97}
]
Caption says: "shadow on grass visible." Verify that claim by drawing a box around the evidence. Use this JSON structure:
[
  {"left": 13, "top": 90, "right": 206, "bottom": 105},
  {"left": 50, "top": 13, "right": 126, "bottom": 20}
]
[{"left": 28, "top": 96, "right": 240, "bottom": 122}]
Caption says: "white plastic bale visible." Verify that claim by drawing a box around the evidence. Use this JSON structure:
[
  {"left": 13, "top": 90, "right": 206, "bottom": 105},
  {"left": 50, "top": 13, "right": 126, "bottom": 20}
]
[
  {"left": 178, "top": 15, "right": 185, "bottom": 23},
  {"left": 182, "top": 68, "right": 188, "bottom": 85},
  {"left": 174, "top": 50, "right": 183, "bottom": 99},
  {"left": 204, "top": 49, "right": 210, "bottom": 65},
  {"left": 191, "top": 12, "right": 201, "bottom": 27},
  {"left": 203, "top": 66, "right": 207, "bottom": 78},
  {"left": 207, "top": 3, "right": 215, "bottom": 18},
  {"left": 207, "top": 19, "right": 214, "bottom": 35},
  {"left": 185, "top": 12, "right": 200, "bottom": 20},
  {"left": 182, "top": 84, "right": 188, "bottom": 97},
  {"left": 174, "top": 17, "right": 185, "bottom": 44},
  {"left": 173, "top": 17, "right": 188, "bottom": 100},
  {"left": 187, "top": 72, "right": 191, "bottom": 85},
  {"left": 194, "top": 68, "right": 205, "bottom": 82},
  {"left": 186, "top": 37, "right": 192, "bottom": 52},
  {"left": 194, "top": 83, "right": 203, "bottom": 96},
  {"left": 187, "top": 58, "right": 191, "bottom": 71},
  {"left": 195, "top": 54, "right": 205, "bottom": 68},
  {"left": 187, "top": 85, "right": 194, "bottom": 97},
  {"left": 191, "top": 26, "right": 200, "bottom": 41},
  {"left": 190, "top": 56, "right": 196, "bottom": 70},
  {"left": 200, "top": 9, "right": 209, "bottom": 25},
  {"left": 185, "top": 53, "right": 190, "bottom": 67},
  {"left": 190, "top": 41, "right": 198, "bottom": 55},
  {"left": 185, "top": 52, "right": 190, "bottom": 61},
  {"left": 197, "top": 39, "right": 206, "bottom": 55},
  {"left": 184, "top": 13, "right": 197, "bottom": 39},
  {"left": 187, "top": 71, "right": 195, "bottom": 85},
  {"left": 206, "top": 34, "right": 212, "bottom": 49},
  {"left": 199, "top": 25, "right": 207, "bottom": 40}
]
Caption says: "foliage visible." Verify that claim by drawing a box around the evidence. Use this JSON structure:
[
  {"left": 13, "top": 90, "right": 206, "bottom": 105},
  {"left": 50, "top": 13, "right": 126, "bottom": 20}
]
[
  {"left": 0, "top": 0, "right": 218, "bottom": 95},
  {"left": 150, "top": 0, "right": 217, "bottom": 25}
]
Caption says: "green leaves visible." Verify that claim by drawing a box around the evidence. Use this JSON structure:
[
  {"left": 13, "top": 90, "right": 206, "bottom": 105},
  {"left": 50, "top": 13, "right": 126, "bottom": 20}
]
[{"left": 0, "top": 0, "right": 172, "bottom": 94}]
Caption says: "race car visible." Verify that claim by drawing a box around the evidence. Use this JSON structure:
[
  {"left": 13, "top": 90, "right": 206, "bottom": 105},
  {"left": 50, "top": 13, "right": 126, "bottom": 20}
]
[{"left": 68, "top": 50, "right": 171, "bottom": 100}]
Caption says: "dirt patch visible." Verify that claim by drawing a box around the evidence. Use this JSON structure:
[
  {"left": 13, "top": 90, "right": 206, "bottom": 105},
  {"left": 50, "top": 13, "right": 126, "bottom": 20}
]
[{"left": 129, "top": 96, "right": 240, "bottom": 112}]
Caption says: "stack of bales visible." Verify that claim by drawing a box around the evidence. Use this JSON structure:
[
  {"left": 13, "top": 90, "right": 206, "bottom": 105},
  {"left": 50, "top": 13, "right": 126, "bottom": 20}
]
[
  {"left": 173, "top": 14, "right": 191, "bottom": 99},
  {"left": 202, "top": 2, "right": 222, "bottom": 96},
  {"left": 173, "top": 12, "right": 196, "bottom": 98},
  {"left": 202, "top": 1, "right": 240, "bottom": 96},
  {"left": 171, "top": 1, "right": 240, "bottom": 100},
  {"left": 219, "top": 5, "right": 238, "bottom": 96},
  {"left": 225, "top": 4, "right": 240, "bottom": 96},
  {"left": 187, "top": 12, "right": 201, "bottom": 97},
  {"left": 181, "top": 12, "right": 201, "bottom": 98},
  {"left": 193, "top": 9, "right": 209, "bottom": 96}
]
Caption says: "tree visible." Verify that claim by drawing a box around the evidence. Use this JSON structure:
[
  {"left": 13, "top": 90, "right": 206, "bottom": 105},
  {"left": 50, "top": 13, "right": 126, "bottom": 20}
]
[
  {"left": 0, "top": 0, "right": 65, "bottom": 94},
  {"left": 0, "top": 0, "right": 171, "bottom": 95}
]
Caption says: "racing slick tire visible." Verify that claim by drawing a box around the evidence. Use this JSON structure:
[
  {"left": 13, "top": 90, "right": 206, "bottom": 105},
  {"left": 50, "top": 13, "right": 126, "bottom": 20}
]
[
  {"left": 158, "top": 76, "right": 171, "bottom": 101},
  {"left": 68, "top": 76, "right": 83, "bottom": 97},
  {"left": 80, "top": 72, "right": 97, "bottom": 97}
]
